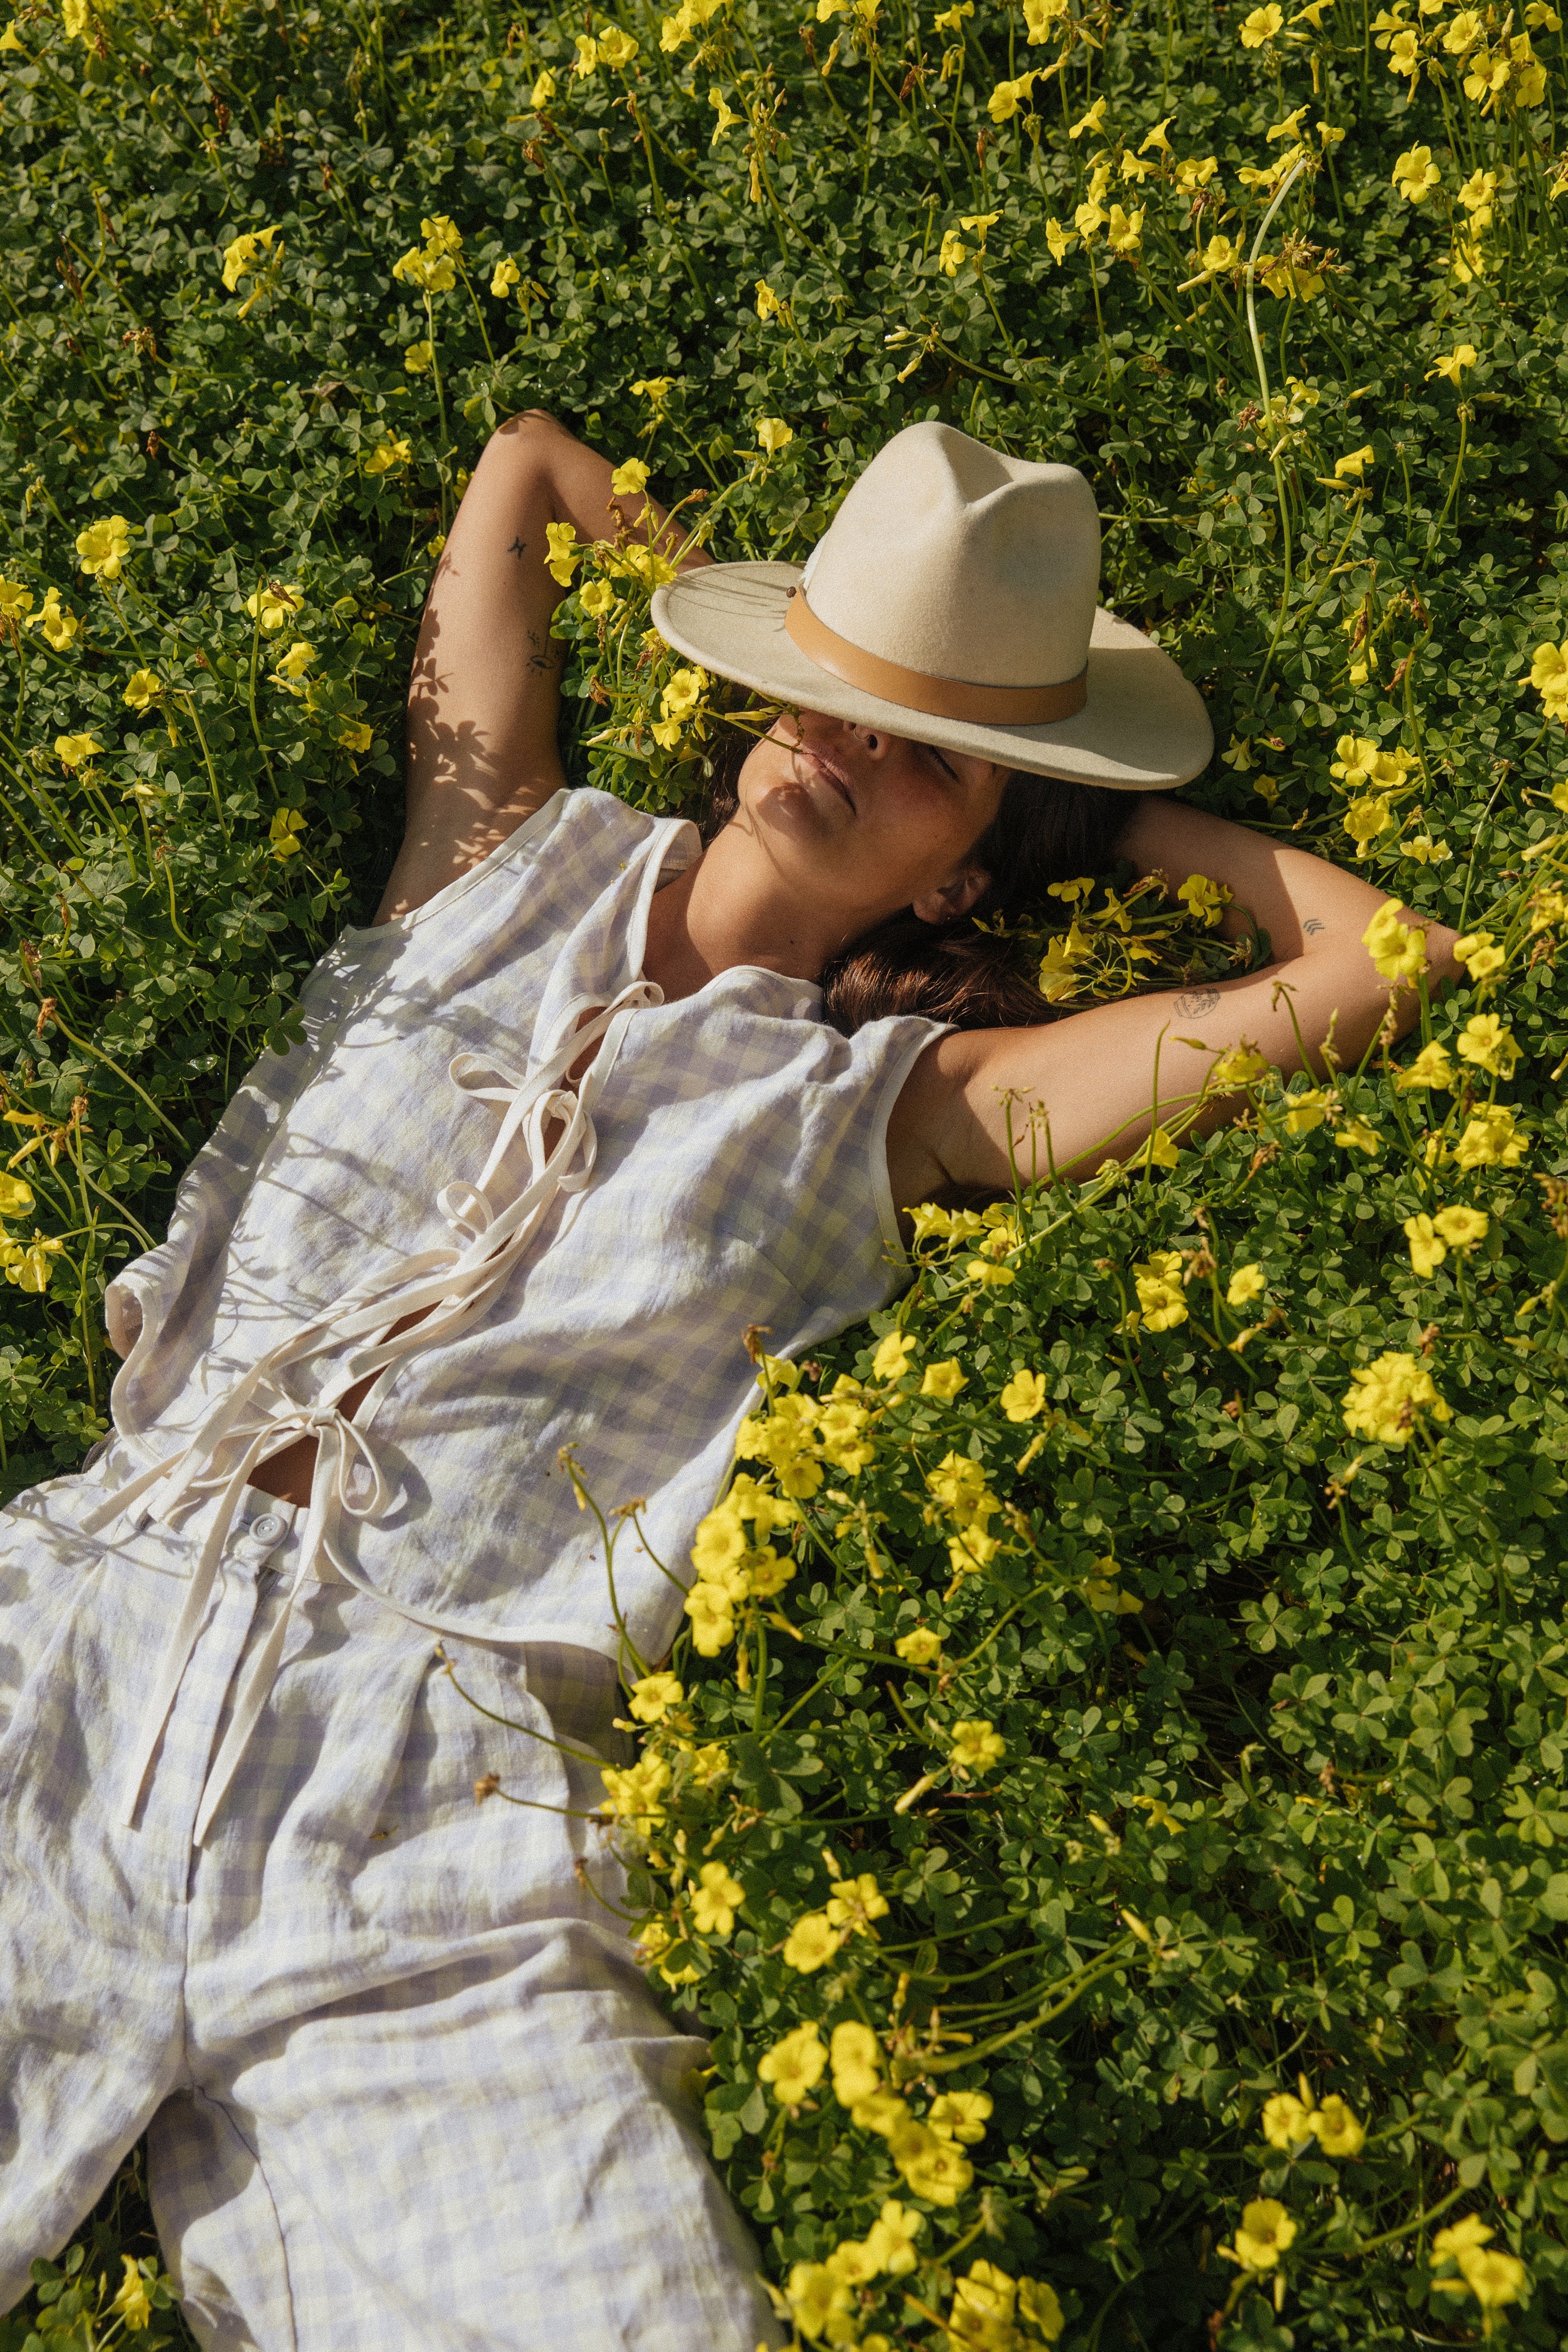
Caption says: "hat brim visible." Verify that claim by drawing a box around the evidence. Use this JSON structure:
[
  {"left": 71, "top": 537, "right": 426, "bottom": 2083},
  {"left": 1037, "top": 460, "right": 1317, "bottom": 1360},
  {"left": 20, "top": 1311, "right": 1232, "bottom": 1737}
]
[{"left": 651, "top": 561, "right": 1212, "bottom": 793}]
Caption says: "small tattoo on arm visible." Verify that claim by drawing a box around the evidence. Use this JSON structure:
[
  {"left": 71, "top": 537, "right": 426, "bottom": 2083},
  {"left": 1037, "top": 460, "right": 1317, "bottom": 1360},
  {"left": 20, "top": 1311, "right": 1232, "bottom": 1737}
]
[
  {"left": 1303, "top": 917, "right": 1326, "bottom": 935},
  {"left": 506, "top": 536, "right": 527, "bottom": 559},
  {"left": 1173, "top": 987, "right": 1221, "bottom": 1017}
]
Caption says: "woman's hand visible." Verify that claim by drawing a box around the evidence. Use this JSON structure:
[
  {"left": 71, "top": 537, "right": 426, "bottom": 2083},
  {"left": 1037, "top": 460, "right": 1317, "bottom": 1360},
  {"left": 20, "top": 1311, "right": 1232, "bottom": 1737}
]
[
  {"left": 375, "top": 412, "right": 706, "bottom": 922},
  {"left": 886, "top": 801, "right": 1459, "bottom": 1206}
]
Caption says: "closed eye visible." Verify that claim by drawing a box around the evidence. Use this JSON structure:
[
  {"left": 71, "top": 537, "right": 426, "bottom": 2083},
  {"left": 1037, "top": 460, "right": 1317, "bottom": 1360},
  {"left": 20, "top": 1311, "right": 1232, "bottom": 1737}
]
[{"left": 922, "top": 742, "right": 960, "bottom": 783}]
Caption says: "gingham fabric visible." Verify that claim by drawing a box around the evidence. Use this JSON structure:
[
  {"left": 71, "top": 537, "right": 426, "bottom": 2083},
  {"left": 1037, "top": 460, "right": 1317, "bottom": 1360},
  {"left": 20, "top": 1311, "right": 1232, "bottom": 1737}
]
[
  {"left": 0, "top": 1452, "right": 779, "bottom": 2346},
  {"left": 102, "top": 786, "right": 941, "bottom": 1693}
]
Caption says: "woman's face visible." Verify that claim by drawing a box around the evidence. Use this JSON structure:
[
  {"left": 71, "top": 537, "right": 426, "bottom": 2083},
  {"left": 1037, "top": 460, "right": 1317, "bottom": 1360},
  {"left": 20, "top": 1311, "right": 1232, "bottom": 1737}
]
[{"left": 734, "top": 707, "right": 1010, "bottom": 930}]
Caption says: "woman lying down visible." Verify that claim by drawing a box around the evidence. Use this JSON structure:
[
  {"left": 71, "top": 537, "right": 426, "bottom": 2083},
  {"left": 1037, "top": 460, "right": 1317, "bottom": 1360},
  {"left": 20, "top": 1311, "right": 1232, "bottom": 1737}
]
[{"left": 0, "top": 412, "right": 1454, "bottom": 2347}]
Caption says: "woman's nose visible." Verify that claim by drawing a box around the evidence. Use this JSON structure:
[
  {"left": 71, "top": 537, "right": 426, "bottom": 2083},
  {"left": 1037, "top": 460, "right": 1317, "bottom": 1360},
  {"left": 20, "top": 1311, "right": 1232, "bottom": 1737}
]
[{"left": 843, "top": 722, "right": 887, "bottom": 759}]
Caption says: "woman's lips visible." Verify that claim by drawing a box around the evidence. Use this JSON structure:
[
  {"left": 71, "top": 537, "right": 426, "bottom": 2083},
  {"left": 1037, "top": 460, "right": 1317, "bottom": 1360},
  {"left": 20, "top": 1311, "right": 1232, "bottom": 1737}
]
[{"left": 795, "top": 743, "right": 856, "bottom": 813}]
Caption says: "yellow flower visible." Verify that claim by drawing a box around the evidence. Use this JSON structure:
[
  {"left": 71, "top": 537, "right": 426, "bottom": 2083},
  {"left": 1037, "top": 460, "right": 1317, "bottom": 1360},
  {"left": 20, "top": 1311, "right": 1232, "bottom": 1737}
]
[
  {"left": 1362, "top": 900, "right": 1428, "bottom": 983},
  {"left": 1434, "top": 1204, "right": 1488, "bottom": 1250},
  {"left": 939, "top": 228, "right": 970, "bottom": 275},
  {"left": 0, "top": 20, "right": 26, "bottom": 48},
  {"left": 1425, "top": 341, "right": 1479, "bottom": 389},
  {"left": 1175, "top": 154, "right": 1221, "bottom": 189},
  {"left": 949, "top": 1718, "right": 1005, "bottom": 1777},
  {"left": 27, "top": 587, "right": 78, "bottom": 649},
  {"left": 865, "top": 2199, "right": 924, "bottom": 2276},
  {"left": 1343, "top": 795, "right": 1393, "bottom": 847},
  {"left": 579, "top": 579, "right": 617, "bottom": 620},
  {"left": 891, "top": 2118, "right": 973, "bottom": 2203},
  {"left": 54, "top": 732, "right": 102, "bottom": 769},
  {"left": 1133, "top": 1249, "right": 1187, "bottom": 1331},
  {"left": 5, "top": 1232, "right": 65, "bottom": 1293},
  {"left": 930, "top": 2089, "right": 992, "bottom": 2144},
  {"left": 830, "top": 2020, "right": 883, "bottom": 2105},
  {"left": 0, "top": 1174, "right": 35, "bottom": 1218},
  {"left": 920, "top": 1357, "right": 967, "bottom": 1399},
  {"left": 1457, "top": 1012, "right": 1520, "bottom": 1077},
  {"left": 391, "top": 246, "right": 455, "bottom": 294},
  {"left": 896, "top": 1626, "right": 942, "bottom": 1663},
  {"left": 403, "top": 340, "right": 433, "bottom": 373},
  {"left": 1042, "top": 218, "right": 1076, "bottom": 264},
  {"left": 220, "top": 223, "right": 279, "bottom": 291},
  {"left": 1226, "top": 2198, "right": 1297, "bottom": 2270},
  {"left": 633, "top": 375, "right": 674, "bottom": 404},
  {"left": 1311, "top": 2093, "right": 1366, "bottom": 2156},
  {"left": 786, "top": 2261, "right": 855, "bottom": 2342},
  {"left": 491, "top": 258, "right": 522, "bottom": 300},
  {"left": 598, "top": 23, "right": 639, "bottom": 66},
  {"left": 122, "top": 668, "right": 162, "bottom": 709},
  {"left": 272, "top": 641, "right": 315, "bottom": 686},
  {"left": 545, "top": 522, "right": 581, "bottom": 587},
  {"left": 1528, "top": 641, "right": 1568, "bottom": 712},
  {"left": 599, "top": 1751, "right": 671, "bottom": 1831},
  {"left": 364, "top": 434, "right": 413, "bottom": 477},
  {"left": 1241, "top": 1, "right": 1284, "bottom": 38},
  {"left": 999, "top": 1367, "right": 1047, "bottom": 1421},
  {"left": 1453, "top": 929, "right": 1506, "bottom": 979},
  {"left": 1396, "top": 1039, "right": 1454, "bottom": 1090},
  {"left": 420, "top": 213, "right": 462, "bottom": 255},
  {"left": 1021, "top": 0, "right": 1065, "bottom": 30},
  {"left": 755, "top": 415, "right": 793, "bottom": 453},
  {"left": 1342, "top": 1350, "right": 1451, "bottom": 1444},
  {"left": 1106, "top": 203, "right": 1143, "bottom": 255},
  {"left": 627, "top": 1670, "right": 683, "bottom": 1722},
  {"left": 1140, "top": 115, "right": 1174, "bottom": 154},
  {"left": 110, "top": 2257, "right": 152, "bottom": 2334},
  {"left": 782, "top": 1909, "right": 844, "bottom": 1971},
  {"left": 1262, "top": 2091, "right": 1315, "bottom": 2148},
  {"left": 530, "top": 68, "right": 556, "bottom": 105},
  {"left": 609, "top": 458, "right": 651, "bottom": 499},
  {"left": 573, "top": 29, "right": 600, "bottom": 71},
  {"left": 1433, "top": 2214, "right": 1495, "bottom": 2262},
  {"left": 1227, "top": 1264, "right": 1266, "bottom": 1307},
  {"left": 684, "top": 1580, "right": 735, "bottom": 1654},
  {"left": 827, "top": 1870, "right": 889, "bottom": 1935},
  {"left": 1334, "top": 445, "right": 1374, "bottom": 480},
  {"left": 1450, "top": 2246, "right": 1529, "bottom": 2313},
  {"left": 1454, "top": 1105, "right": 1528, "bottom": 1169},
  {"left": 759, "top": 2020, "right": 827, "bottom": 2104},
  {"left": 0, "top": 576, "right": 34, "bottom": 619},
  {"left": 269, "top": 806, "right": 307, "bottom": 858},
  {"left": 871, "top": 1331, "right": 914, "bottom": 1384},
  {"left": 246, "top": 581, "right": 303, "bottom": 631},
  {"left": 76, "top": 514, "right": 131, "bottom": 580},
  {"left": 1068, "top": 94, "right": 1108, "bottom": 137},
  {"left": 1334, "top": 1116, "right": 1381, "bottom": 1155},
  {"left": 1405, "top": 1213, "right": 1446, "bottom": 1277},
  {"left": 690, "top": 1860, "right": 745, "bottom": 1936},
  {"left": 1404, "top": 834, "right": 1452, "bottom": 863},
  {"left": 1211, "top": 1042, "right": 1271, "bottom": 1088},
  {"left": 1177, "top": 872, "right": 1229, "bottom": 926},
  {"left": 754, "top": 278, "right": 786, "bottom": 322}
]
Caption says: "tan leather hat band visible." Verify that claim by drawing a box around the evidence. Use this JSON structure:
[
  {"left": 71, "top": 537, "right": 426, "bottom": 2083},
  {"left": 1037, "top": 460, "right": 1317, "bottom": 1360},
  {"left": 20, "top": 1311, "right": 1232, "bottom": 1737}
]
[{"left": 783, "top": 586, "right": 1089, "bottom": 727}]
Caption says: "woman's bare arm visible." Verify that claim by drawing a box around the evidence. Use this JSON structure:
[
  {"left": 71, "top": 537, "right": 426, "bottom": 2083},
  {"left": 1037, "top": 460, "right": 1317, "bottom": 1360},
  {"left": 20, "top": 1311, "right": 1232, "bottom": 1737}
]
[
  {"left": 375, "top": 411, "right": 702, "bottom": 922},
  {"left": 887, "top": 797, "right": 1460, "bottom": 1204}
]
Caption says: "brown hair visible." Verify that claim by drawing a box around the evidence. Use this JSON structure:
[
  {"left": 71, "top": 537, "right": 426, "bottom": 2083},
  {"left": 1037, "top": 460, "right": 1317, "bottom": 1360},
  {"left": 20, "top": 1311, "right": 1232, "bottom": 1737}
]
[{"left": 699, "top": 727, "right": 1139, "bottom": 1036}]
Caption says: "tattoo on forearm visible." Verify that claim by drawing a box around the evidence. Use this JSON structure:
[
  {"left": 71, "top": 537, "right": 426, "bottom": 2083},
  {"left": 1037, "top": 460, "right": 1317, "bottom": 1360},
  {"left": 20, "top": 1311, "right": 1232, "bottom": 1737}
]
[
  {"left": 507, "top": 536, "right": 527, "bottom": 558},
  {"left": 1303, "top": 917, "right": 1325, "bottom": 935},
  {"left": 1173, "top": 987, "right": 1221, "bottom": 1017}
]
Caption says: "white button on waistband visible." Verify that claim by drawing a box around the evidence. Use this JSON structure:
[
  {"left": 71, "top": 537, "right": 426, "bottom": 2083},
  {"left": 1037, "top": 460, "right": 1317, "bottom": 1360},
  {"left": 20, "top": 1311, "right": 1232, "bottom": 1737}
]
[{"left": 246, "top": 1513, "right": 286, "bottom": 1545}]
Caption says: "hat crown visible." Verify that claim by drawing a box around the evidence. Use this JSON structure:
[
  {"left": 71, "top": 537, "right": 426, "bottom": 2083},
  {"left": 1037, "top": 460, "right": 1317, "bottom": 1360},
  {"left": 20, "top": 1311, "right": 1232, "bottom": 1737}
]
[{"left": 802, "top": 421, "right": 1100, "bottom": 692}]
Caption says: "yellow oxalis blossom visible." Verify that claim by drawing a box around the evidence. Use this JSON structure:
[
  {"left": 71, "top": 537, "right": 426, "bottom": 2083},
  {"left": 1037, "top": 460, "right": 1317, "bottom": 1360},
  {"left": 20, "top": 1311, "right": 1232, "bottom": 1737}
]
[
  {"left": 4, "top": 1233, "right": 66, "bottom": 1293},
  {"left": 54, "top": 732, "right": 101, "bottom": 769},
  {"left": 269, "top": 807, "right": 307, "bottom": 858},
  {"left": 597, "top": 23, "right": 639, "bottom": 65},
  {"left": 890, "top": 2118, "right": 973, "bottom": 2203},
  {"left": 0, "top": 1174, "right": 35, "bottom": 1218},
  {"left": 337, "top": 721, "right": 372, "bottom": 754},
  {"left": 246, "top": 580, "right": 303, "bottom": 630},
  {"left": 491, "top": 257, "right": 522, "bottom": 298},
  {"left": 1428, "top": 342, "right": 1477, "bottom": 383},
  {"left": 921, "top": 1357, "right": 967, "bottom": 1398},
  {"left": 76, "top": 514, "right": 131, "bottom": 580},
  {"left": 1133, "top": 1249, "right": 1187, "bottom": 1331},
  {"left": 110, "top": 2258, "right": 153, "bottom": 2333},
  {"left": 759, "top": 2020, "right": 826, "bottom": 2104},
  {"left": 690, "top": 1861, "right": 745, "bottom": 1936},
  {"left": 1435, "top": 1205, "right": 1489, "bottom": 1250},
  {"left": 1333, "top": 445, "right": 1374, "bottom": 481},
  {"left": 1068, "top": 95, "right": 1108, "bottom": 138},
  {"left": 1022, "top": 0, "right": 1065, "bottom": 32},
  {"left": 1240, "top": 1, "right": 1284, "bottom": 38},
  {"left": 530, "top": 69, "right": 556, "bottom": 106},
  {"left": 949, "top": 2261, "right": 1065, "bottom": 2347},
  {"left": 1363, "top": 900, "right": 1428, "bottom": 982},
  {"left": 1177, "top": 154, "right": 1221, "bottom": 190},
  {"left": 1454, "top": 1104, "right": 1528, "bottom": 1168},
  {"left": 1284, "top": 1086, "right": 1335, "bottom": 1134},
  {"left": 827, "top": 1869, "right": 889, "bottom": 1934},
  {"left": 896, "top": 1626, "right": 942, "bottom": 1663},
  {"left": 1227, "top": 1264, "right": 1266, "bottom": 1307},
  {"left": 272, "top": 641, "right": 315, "bottom": 690},
  {"left": 1106, "top": 203, "right": 1143, "bottom": 255},
  {"left": 1405, "top": 1213, "right": 1446, "bottom": 1276},
  {"left": 599, "top": 1751, "right": 670, "bottom": 1831},
  {"left": 1392, "top": 143, "right": 1440, "bottom": 199},
  {"left": 950, "top": 1718, "right": 1005, "bottom": 1776},
  {"left": 755, "top": 415, "right": 794, "bottom": 453},
  {"left": 627, "top": 1670, "right": 683, "bottom": 1722},
  {"left": 1220, "top": 2199, "right": 1297, "bottom": 2273},
  {"left": 930, "top": 2090, "right": 991, "bottom": 2143},
  {"left": 755, "top": 278, "right": 786, "bottom": 321},
  {"left": 999, "top": 1367, "right": 1048, "bottom": 1421},
  {"left": 1453, "top": 929, "right": 1507, "bottom": 979},
  {"left": 610, "top": 457, "right": 651, "bottom": 497},
  {"left": 1342, "top": 1350, "right": 1451, "bottom": 1444},
  {"left": 574, "top": 31, "right": 600, "bottom": 72},
  {"left": 122, "top": 668, "right": 162, "bottom": 709},
  {"left": 1211, "top": 1042, "right": 1271, "bottom": 1088},
  {"left": 0, "top": 18, "right": 25, "bottom": 46},
  {"left": 830, "top": 2020, "right": 882, "bottom": 2105},
  {"left": 545, "top": 522, "right": 581, "bottom": 586},
  {"left": 0, "top": 577, "right": 33, "bottom": 618},
  {"left": 220, "top": 223, "right": 279, "bottom": 292},
  {"left": 1527, "top": 642, "right": 1568, "bottom": 716},
  {"left": 1313, "top": 2094, "right": 1366, "bottom": 2156},
  {"left": 782, "top": 1909, "right": 844, "bottom": 1971},
  {"left": 365, "top": 435, "right": 412, "bottom": 477},
  {"left": 29, "top": 588, "right": 78, "bottom": 649},
  {"left": 1262, "top": 2091, "right": 1314, "bottom": 2148},
  {"left": 580, "top": 578, "right": 617, "bottom": 620},
  {"left": 1397, "top": 1039, "right": 1454, "bottom": 1090},
  {"left": 403, "top": 340, "right": 433, "bottom": 373},
  {"left": 1457, "top": 1012, "right": 1520, "bottom": 1077},
  {"left": 873, "top": 1330, "right": 914, "bottom": 1381}
]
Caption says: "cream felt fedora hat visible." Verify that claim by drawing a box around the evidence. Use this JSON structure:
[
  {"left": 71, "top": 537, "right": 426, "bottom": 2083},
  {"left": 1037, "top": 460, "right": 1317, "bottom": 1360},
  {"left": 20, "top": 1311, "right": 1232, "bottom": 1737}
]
[{"left": 651, "top": 420, "right": 1212, "bottom": 791}]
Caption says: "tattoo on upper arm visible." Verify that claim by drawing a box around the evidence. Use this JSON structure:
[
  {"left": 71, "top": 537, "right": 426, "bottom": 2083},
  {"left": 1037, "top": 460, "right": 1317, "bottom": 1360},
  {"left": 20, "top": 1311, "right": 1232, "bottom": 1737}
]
[
  {"left": 1303, "top": 917, "right": 1326, "bottom": 935},
  {"left": 1173, "top": 987, "right": 1221, "bottom": 1017},
  {"left": 507, "top": 536, "right": 527, "bottom": 558}
]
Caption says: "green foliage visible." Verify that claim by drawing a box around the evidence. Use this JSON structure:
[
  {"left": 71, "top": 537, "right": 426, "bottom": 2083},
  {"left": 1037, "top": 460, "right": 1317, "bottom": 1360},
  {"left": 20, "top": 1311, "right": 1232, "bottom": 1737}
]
[{"left": 6, "top": 0, "right": 1568, "bottom": 2337}]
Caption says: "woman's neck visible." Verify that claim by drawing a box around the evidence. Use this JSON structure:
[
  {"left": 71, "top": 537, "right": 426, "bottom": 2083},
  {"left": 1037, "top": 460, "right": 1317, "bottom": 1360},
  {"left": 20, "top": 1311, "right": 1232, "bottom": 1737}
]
[{"left": 642, "top": 825, "right": 861, "bottom": 1002}]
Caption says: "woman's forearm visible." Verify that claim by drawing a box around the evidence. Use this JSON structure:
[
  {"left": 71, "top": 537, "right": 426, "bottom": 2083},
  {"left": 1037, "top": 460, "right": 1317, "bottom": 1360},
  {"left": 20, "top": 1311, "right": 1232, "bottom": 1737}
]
[{"left": 1117, "top": 795, "right": 1460, "bottom": 986}]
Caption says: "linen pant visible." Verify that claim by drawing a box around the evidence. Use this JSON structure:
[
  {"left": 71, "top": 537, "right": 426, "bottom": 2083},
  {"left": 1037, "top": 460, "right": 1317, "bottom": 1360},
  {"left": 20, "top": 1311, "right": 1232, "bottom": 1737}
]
[{"left": 0, "top": 1452, "right": 777, "bottom": 2349}]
